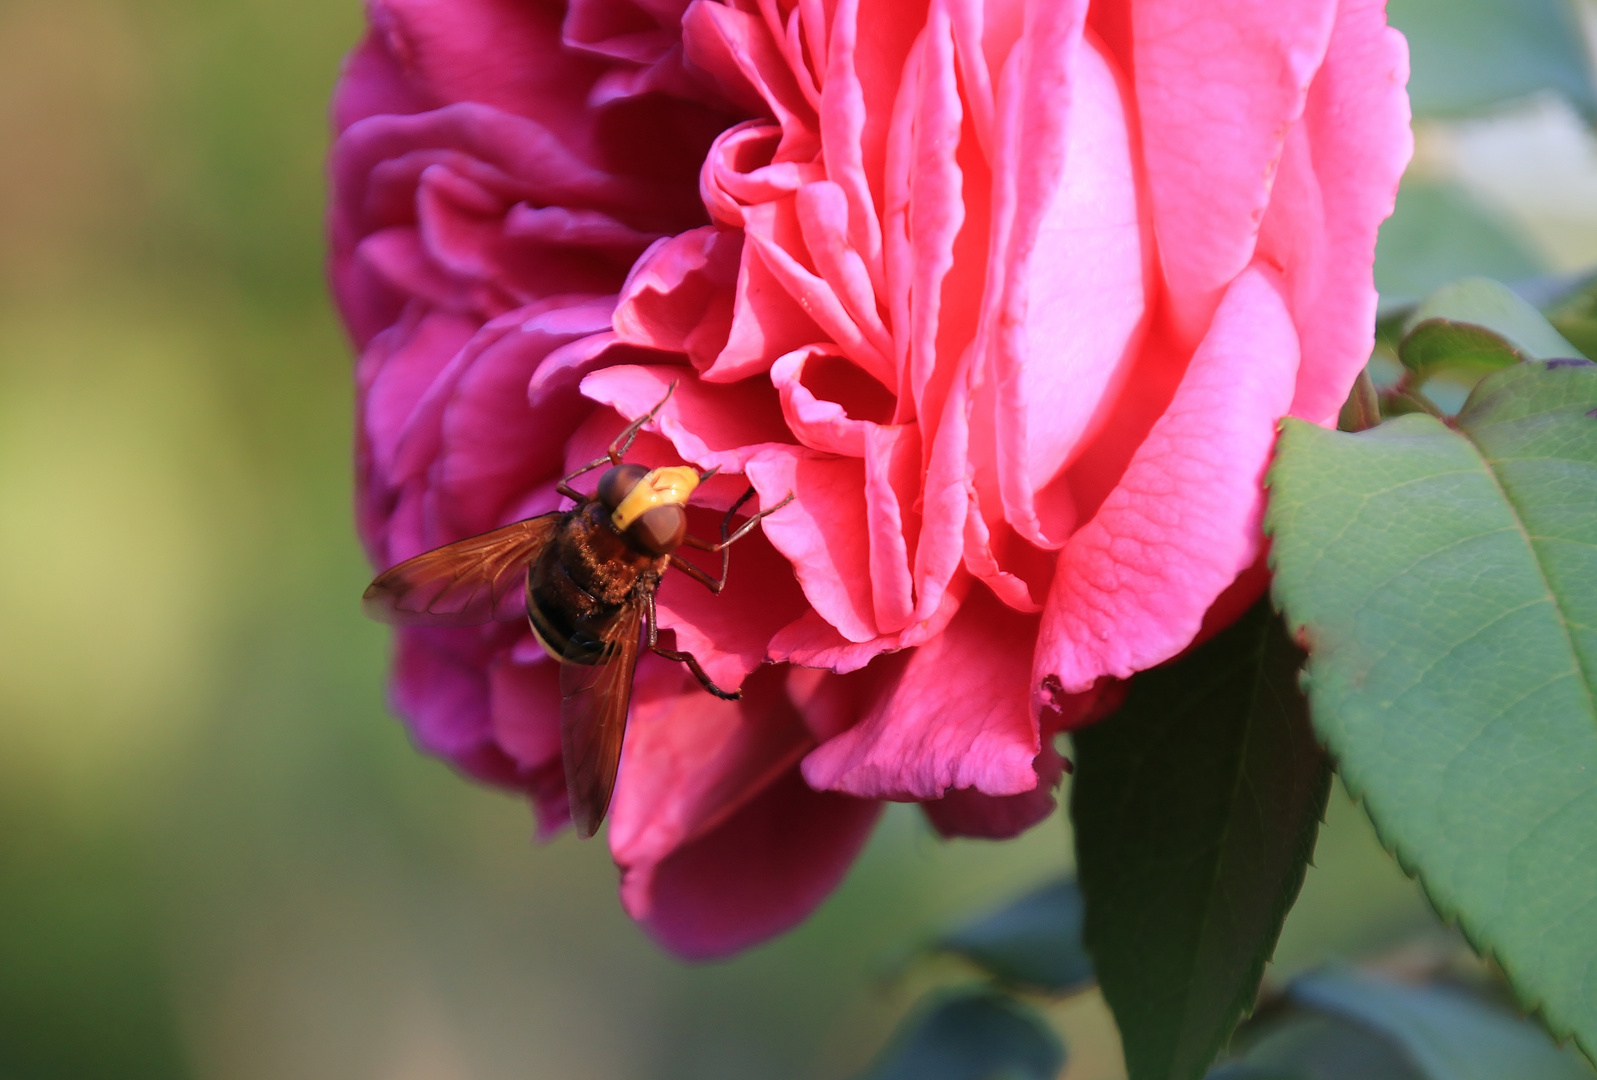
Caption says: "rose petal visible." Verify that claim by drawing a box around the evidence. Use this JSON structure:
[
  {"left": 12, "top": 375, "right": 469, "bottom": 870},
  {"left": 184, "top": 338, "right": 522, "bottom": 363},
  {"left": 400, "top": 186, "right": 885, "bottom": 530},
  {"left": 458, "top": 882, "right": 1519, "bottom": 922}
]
[
  {"left": 921, "top": 735, "right": 1066, "bottom": 839},
  {"left": 803, "top": 586, "right": 1041, "bottom": 799},
  {"left": 745, "top": 447, "right": 877, "bottom": 642},
  {"left": 1131, "top": 0, "right": 1338, "bottom": 345},
  {"left": 1266, "top": 0, "right": 1412, "bottom": 425},
  {"left": 1033, "top": 262, "right": 1301, "bottom": 701},
  {"left": 986, "top": 28, "right": 1151, "bottom": 548},
  {"left": 609, "top": 663, "right": 881, "bottom": 958}
]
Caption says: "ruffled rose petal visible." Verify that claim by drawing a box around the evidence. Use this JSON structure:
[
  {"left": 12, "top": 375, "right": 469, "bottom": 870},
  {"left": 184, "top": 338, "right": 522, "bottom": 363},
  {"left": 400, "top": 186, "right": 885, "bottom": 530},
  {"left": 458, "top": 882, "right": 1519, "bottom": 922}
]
[
  {"left": 610, "top": 663, "right": 879, "bottom": 958},
  {"left": 921, "top": 735, "right": 1067, "bottom": 839},
  {"left": 580, "top": 362, "right": 795, "bottom": 472},
  {"left": 745, "top": 447, "right": 878, "bottom": 642},
  {"left": 1033, "top": 263, "right": 1301, "bottom": 703},
  {"left": 803, "top": 587, "right": 1041, "bottom": 799}
]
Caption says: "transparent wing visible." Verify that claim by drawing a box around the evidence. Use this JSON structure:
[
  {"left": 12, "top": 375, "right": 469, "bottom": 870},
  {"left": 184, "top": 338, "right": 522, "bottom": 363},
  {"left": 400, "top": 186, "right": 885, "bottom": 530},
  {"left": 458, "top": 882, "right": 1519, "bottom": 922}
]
[
  {"left": 361, "top": 513, "right": 562, "bottom": 627},
  {"left": 560, "top": 598, "right": 644, "bottom": 839}
]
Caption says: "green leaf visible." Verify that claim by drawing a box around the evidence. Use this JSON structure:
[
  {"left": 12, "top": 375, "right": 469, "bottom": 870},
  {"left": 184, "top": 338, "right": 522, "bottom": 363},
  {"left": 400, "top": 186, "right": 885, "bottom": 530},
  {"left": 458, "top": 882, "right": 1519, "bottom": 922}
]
[
  {"left": 1399, "top": 278, "right": 1585, "bottom": 380},
  {"left": 1386, "top": 0, "right": 1597, "bottom": 120},
  {"left": 1071, "top": 601, "right": 1333, "bottom": 1080},
  {"left": 1547, "top": 274, "right": 1597, "bottom": 362},
  {"left": 1375, "top": 182, "right": 1546, "bottom": 314},
  {"left": 935, "top": 878, "right": 1095, "bottom": 996},
  {"left": 1264, "top": 359, "right": 1597, "bottom": 1062},
  {"left": 857, "top": 989, "right": 1065, "bottom": 1080},
  {"left": 1289, "top": 970, "right": 1594, "bottom": 1080}
]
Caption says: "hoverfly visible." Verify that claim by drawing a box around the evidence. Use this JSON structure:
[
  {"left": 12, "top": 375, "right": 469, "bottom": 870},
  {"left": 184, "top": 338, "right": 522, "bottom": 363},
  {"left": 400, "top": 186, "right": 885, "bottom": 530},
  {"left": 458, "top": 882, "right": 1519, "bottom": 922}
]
[{"left": 362, "top": 384, "right": 792, "bottom": 837}]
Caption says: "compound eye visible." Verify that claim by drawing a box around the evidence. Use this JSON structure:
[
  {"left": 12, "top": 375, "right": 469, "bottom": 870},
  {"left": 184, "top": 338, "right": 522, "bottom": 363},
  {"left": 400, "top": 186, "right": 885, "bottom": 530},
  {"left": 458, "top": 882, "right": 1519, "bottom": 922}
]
[
  {"left": 627, "top": 503, "right": 687, "bottom": 556},
  {"left": 597, "top": 463, "right": 650, "bottom": 510}
]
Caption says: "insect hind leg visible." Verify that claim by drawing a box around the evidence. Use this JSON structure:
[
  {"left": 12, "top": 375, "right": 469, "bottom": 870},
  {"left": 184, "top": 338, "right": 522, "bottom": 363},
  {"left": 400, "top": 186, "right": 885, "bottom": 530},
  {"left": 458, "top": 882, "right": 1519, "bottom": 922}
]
[{"left": 643, "top": 592, "right": 740, "bottom": 700}]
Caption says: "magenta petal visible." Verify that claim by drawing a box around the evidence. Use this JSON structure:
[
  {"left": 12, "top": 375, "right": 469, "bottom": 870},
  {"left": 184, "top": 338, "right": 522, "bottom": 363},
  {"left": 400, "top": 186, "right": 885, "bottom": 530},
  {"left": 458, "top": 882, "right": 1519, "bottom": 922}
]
[
  {"left": 613, "top": 227, "right": 741, "bottom": 368},
  {"left": 1033, "top": 264, "right": 1301, "bottom": 698},
  {"left": 624, "top": 766, "right": 881, "bottom": 959},
  {"left": 803, "top": 587, "right": 1041, "bottom": 800},
  {"left": 609, "top": 664, "right": 881, "bottom": 958},
  {"left": 488, "top": 647, "right": 562, "bottom": 770}
]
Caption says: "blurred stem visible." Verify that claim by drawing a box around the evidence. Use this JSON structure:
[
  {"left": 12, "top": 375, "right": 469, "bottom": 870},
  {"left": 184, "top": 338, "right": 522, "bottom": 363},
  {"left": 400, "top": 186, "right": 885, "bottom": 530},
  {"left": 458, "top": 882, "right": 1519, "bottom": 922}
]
[{"left": 1338, "top": 369, "right": 1383, "bottom": 432}]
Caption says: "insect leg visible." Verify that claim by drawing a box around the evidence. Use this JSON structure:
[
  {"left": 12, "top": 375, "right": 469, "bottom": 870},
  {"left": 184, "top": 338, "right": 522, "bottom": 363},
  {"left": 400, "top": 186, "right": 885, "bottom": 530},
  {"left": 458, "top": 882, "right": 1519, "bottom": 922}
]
[
  {"left": 678, "top": 487, "right": 795, "bottom": 592},
  {"left": 644, "top": 592, "right": 741, "bottom": 700},
  {"left": 606, "top": 380, "right": 679, "bottom": 464},
  {"left": 667, "top": 552, "right": 724, "bottom": 594},
  {"left": 554, "top": 383, "right": 683, "bottom": 500}
]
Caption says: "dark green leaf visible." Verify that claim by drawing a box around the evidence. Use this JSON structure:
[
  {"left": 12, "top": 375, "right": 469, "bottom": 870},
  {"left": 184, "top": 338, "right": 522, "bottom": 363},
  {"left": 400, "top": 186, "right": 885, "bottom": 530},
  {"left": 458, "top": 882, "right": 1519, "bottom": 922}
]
[
  {"left": 1386, "top": 0, "right": 1597, "bottom": 119},
  {"left": 1265, "top": 360, "right": 1597, "bottom": 1062},
  {"left": 1207, "top": 1068, "right": 1315, "bottom": 1080},
  {"left": 1375, "top": 181, "right": 1546, "bottom": 314},
  {"left": 857, "top": 989, "right": 1065, "bottom": 1080},
  {"left": 1289, "top": 970, "right": 1594, "bottom": 1079},
  {"left": 1224, "top": 1010, "right": 1424, "bottom": 1080},
  {"left": 1071, "top": 601, "right": 1333, "bottom": 1080},
  {"left": 1399, "top": 278, "right": 1584, "bottom": 379},
  {"left": 1547, "top": 274, "right": 1597, "bottom": 362},
  {"left": 936, "top": 878, "right": 1094, "bottom": 996}
]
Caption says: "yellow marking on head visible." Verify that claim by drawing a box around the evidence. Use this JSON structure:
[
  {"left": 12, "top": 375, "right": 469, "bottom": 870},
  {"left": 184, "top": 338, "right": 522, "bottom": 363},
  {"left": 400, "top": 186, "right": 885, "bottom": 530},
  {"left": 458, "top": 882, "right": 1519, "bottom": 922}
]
[{"left": 610, "top": 466, "right": 701, "bottom": 532}]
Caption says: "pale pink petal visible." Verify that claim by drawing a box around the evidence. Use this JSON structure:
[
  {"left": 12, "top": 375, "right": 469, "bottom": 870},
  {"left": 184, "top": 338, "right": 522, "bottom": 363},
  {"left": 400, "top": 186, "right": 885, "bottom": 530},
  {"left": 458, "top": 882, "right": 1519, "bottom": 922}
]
[
  {"left": 1267, "top": 0, "right": 1411, "bottom": 424},
  {"left": 863, "top": 423, "right": 920, "bottom": 633},
  {"left": 700, "top": 121, "right": 820, "bottom": 227},
  {"left": 767, "top": 571, "right": 966, "bottom": 672},
  {"left": 1033, "top": 263, "right": 1301, "bottom": 700},
  {"left": 803, "top": 587, "right": 1041, "bottom": 799},
  {"left": 986, "top": 28, "right": 1151, "bottom": 548},
  {"left": 680, "top": 0, "right": 819, "bottom": 158},
  {"left": 769, "top": 346, "right": 896, "bottom": 457},
  {"left": 745, "top": 447, "right": 877, "bottom": 642},
  {"left": 743, "top": 199, "right": 895, "bottom": 384},
  {"left": 816, "top": 0, "right": 922, "bottom": 295},
  {"left": 580, "top": 363, "right": 795, "bottom": 471},
  {"left": 705, "top": 236, "right": 827, "bottom": 381},
  {"left": 1131, "top": 0, "right": 1338, "bottom": 346}
]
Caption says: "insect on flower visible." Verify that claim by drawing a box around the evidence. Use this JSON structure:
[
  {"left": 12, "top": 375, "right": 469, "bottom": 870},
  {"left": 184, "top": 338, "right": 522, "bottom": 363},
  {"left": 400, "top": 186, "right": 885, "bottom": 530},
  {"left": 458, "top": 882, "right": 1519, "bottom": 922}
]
[{"left": 362, "top": 384, "right": 793, "bottom": 837}]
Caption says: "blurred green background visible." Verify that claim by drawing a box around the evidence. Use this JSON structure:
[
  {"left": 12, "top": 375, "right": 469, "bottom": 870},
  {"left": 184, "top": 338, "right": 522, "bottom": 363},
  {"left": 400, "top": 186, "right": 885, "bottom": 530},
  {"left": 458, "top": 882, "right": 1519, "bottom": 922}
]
[{"left": 0, "top": 1, "right": 1593, "bottom": 1077}]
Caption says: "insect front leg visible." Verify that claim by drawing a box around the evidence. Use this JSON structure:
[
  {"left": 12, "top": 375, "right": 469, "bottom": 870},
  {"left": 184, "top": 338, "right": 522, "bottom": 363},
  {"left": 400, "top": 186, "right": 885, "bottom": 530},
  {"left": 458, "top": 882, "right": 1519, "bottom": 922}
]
[
  {"left": 678, "top": 486, "right": 796, "bottom": 593},
  {"left": 644, "top": 592, "right": 741, "bottom": 701},
  {"left": 555, "top": 381, "right": 683, "bottom": 502}
]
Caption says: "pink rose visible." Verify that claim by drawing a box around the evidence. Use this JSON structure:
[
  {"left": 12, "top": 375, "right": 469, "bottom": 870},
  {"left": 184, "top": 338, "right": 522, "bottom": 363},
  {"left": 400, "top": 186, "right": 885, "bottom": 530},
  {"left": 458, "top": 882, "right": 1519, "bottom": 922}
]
[{"left": 332, "top": 0, "right": 1410, "bottom": 957}]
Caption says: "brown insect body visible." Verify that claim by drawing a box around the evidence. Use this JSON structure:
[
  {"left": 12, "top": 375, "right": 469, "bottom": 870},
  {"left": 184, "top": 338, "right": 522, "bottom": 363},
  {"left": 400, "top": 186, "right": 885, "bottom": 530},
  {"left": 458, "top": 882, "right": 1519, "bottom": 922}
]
[
  {"left": 361, "top": 386, "right": 791, "bottom": 839},
  {"left": 527, "top": 499, "right": 667, "bottom": 666}
]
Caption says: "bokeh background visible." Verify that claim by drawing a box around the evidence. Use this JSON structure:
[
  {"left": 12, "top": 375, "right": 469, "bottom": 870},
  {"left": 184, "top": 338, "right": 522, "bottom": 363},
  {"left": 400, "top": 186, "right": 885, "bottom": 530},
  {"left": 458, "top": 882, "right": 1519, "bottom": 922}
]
[{"left": 0, "top": 1, "right": 1594, "bottom": 1077}]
